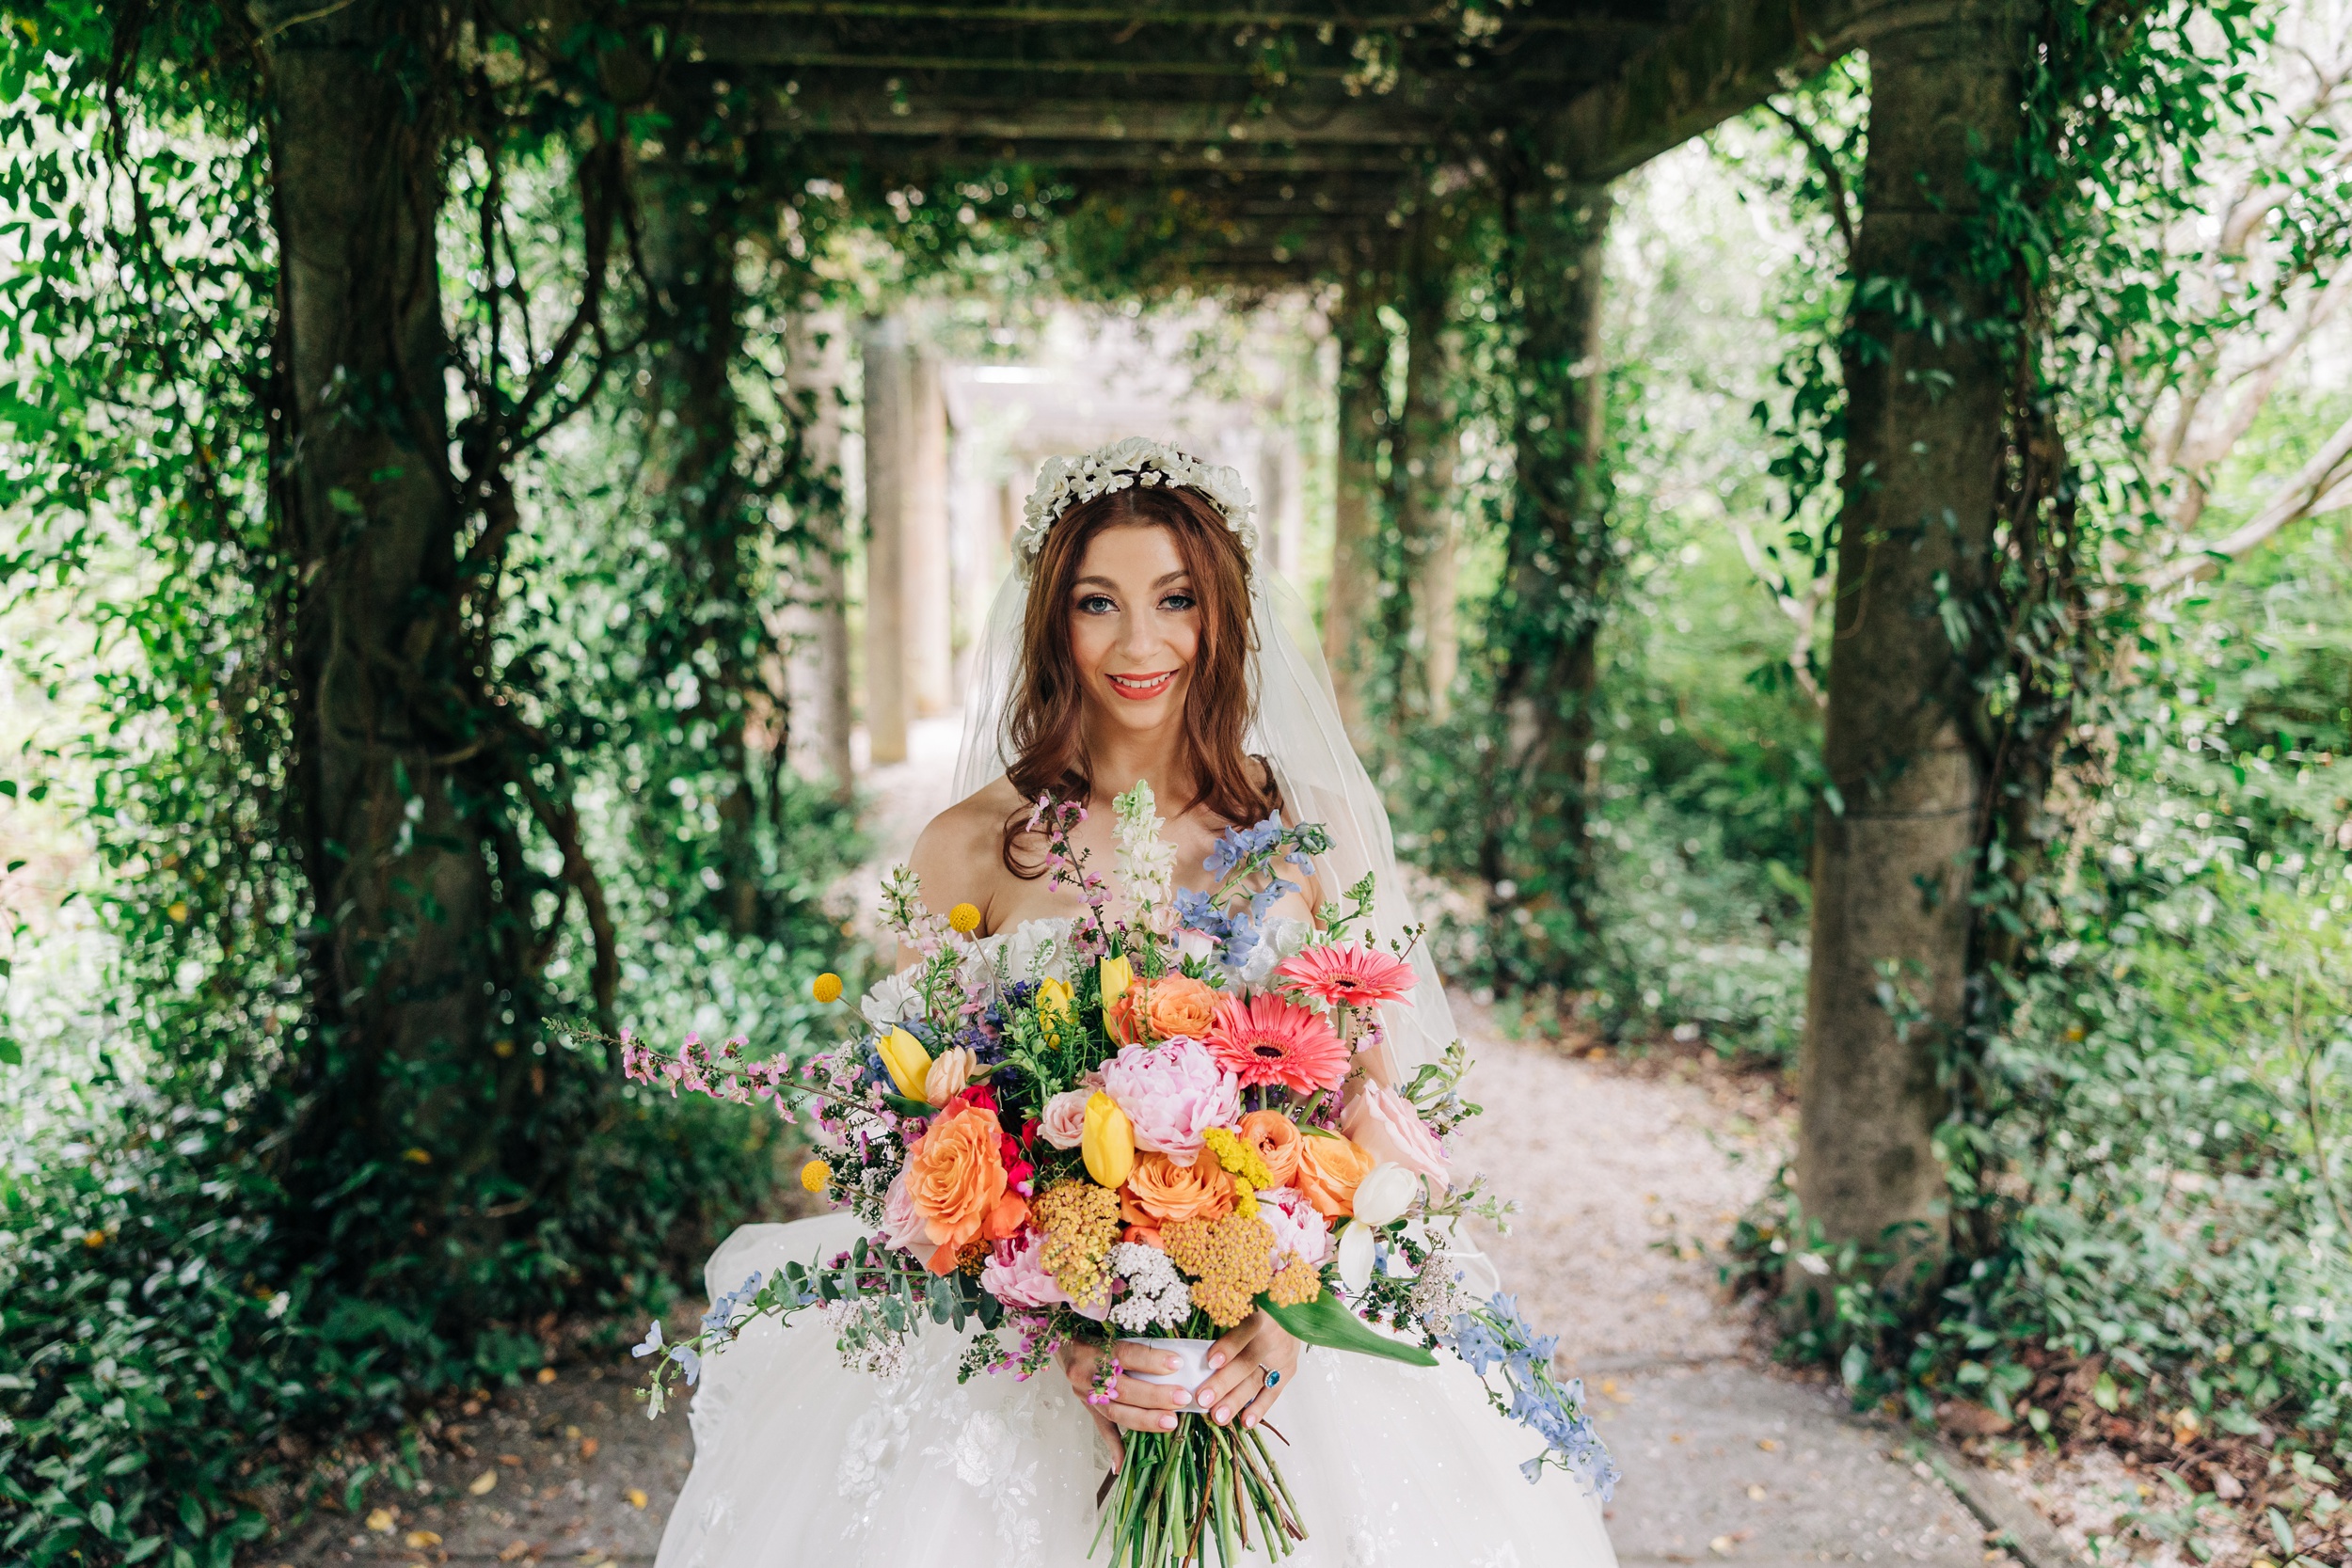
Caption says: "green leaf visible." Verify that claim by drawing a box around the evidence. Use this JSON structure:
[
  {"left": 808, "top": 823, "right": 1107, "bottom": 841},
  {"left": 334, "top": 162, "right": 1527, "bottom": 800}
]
[
  {"left": 880, "top": 1091, "right": 934, "bottom": 1118},
  {"left": 122, "top": 1538, "right": 166, "bottom": 1565},
  {"left": 0, "top": 1037, "right": 18, "bottom": 1067},
  {"left": 1255, "top": 1290, "right": 1436, "bottom": 1368}
]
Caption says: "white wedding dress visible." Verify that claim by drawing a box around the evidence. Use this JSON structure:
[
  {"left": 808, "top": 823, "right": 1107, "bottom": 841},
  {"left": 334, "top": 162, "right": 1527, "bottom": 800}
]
[
  {"left": 654, "top": 1212, "right": 1617, "bottom": 1567},
  {"left": 656, "top": 451, "right": 1617, "bottom": 1567}
]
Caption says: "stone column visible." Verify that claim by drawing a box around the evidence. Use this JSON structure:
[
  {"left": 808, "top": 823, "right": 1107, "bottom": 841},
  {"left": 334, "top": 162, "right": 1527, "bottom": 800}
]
[
  {"left": 786, "top": 307, "right": 855, "bottom": 793},
  {"left": 861, "top": 314, "right": 911, "bottom": 766},
  {"left": 907, "top": 348, "right": 954, "bottom": 717},
  {"left": 1795, "top": 5, "right": 2025, "bottom": 1287}
]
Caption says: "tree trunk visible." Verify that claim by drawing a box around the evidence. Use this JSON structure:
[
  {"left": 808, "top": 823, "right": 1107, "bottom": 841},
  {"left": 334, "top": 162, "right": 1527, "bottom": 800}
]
[
  {"left": 862, "top": 313, "right": 912, "bottom": 766},
  {"left": 1795, "top": 8, "right": 2024, "bottom": 1289},
  {"left": 1487, "top": 179, "right": 1612, "bottom": 974},
  {"left": 1325, "top": 275, "right": 1391, "bottom": 746},
  {"left": 270, "top": 7, "right": 532, "bottom": 1272},
  {"left": 1396, "top": 210, "right": 1460, "bottom": 721}
]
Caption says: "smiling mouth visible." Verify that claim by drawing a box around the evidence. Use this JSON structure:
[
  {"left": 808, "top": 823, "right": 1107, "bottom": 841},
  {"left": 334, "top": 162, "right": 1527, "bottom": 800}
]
[{"left": 1106, "top": 670, "right": 1177, "bottom": 701}]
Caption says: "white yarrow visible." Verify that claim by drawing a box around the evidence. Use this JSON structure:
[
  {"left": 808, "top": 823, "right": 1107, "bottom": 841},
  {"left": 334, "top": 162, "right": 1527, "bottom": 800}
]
[{"left": 1107, "top": 1242, "right": 1193, "bottom": 1334}]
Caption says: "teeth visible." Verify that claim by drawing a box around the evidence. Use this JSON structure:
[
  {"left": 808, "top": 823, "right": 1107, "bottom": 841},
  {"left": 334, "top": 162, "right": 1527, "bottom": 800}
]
[{"left": 1110, "top": 673, "right": 1173, "bottom": 693}]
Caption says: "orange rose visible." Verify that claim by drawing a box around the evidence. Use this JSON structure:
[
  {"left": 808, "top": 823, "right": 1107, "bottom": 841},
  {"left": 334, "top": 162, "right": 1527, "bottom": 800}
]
[
  {"left": 905, "top": 1105, "right": 1027, "bottom": 1274},
  {"left": 1120, "top": 1150, "right": 1234, "bottom": 1226},
  {"left": 1112, "top": 974, "right": 1221, "bottom": 1044},
  {"left": 1238, "top": 1109, "right": 1302, "bottom": 1187},
  {"left": 1293, "top": 1132, "right": 1375, "bottom": 1218},
  {"left": 1121, "top": 1221, "right": 1168, "bottom": 1250}
]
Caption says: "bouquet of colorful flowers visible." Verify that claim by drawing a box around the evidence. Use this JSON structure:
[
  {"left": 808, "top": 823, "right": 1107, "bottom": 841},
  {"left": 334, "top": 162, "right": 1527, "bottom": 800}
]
[{"left": 623, "top": 784, "right": 1615, "bottom": 1566}]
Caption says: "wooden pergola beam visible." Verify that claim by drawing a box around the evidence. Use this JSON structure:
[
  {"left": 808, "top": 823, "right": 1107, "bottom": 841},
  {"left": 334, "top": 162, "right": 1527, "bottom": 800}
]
[
  {"left": 764, "top": 95, "right": 1439, "bottom": 147},
  {"left": 1549, "top": 0, "right": 1894, "bottom": 182}
]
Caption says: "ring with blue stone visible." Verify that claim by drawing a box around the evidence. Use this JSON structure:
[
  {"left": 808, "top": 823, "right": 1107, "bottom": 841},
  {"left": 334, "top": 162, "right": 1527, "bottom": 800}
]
[{"left": 1263, "top": 1368, "right": 1280, "bottom": 1390}]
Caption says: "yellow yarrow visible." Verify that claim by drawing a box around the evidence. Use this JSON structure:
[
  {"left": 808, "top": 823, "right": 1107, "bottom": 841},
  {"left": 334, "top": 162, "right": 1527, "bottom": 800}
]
[
  {"left": 1265, "top": 1252, "right": 1323, "bottom": 1307},
  {"left": 948, "top": 902, "right": 982, "bottom": 935},
  {"left": 799, "top": 1159, "right": 832, "bottom": 1194},
  {"left": 1164, "top": 1212, "right": 1277, "bottom": 1328},
  {"left": 1033, "top": 1180, "right": 1121, "bottom": 1309},
  {"left": 1201, "top": 1126, "right": 1273, "bottom": 1190},
  {"left": 811, "top": 972, "right": 844, "bottom": 1005}
]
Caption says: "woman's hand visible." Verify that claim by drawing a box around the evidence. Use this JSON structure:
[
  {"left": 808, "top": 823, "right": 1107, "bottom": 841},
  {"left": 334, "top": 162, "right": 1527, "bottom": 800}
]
[
  {"left": 1194, "top": 1310, "right": 1299, "bottom": 1431},
  {"left": 1057, "top": 1339, "right": 1194, "bottom": 1470}
]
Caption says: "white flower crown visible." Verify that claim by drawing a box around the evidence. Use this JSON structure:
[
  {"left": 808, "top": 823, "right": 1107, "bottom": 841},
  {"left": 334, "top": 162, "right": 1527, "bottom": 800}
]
[{"left": 1014, "top": 436, "right": 1258, "bottom": 578}]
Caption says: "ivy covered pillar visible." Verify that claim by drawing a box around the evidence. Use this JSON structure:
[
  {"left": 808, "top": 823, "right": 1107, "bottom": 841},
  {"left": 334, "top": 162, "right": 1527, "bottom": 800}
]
[
  {"left": 1486, "top": 176, "right": 1613, "bottom": 981},
  {"left": 1794, "top": 6, "right": 2025, "bottom": 1286},
  {"left": 1323, "top": 267, "right": 1391, "bottom": 746},
  {"left": 637, "top": 149, "right": 766, "bottom": 935},
  {"left": 270, "top": 5, "right": 550, "bottom": 1276},
  {"left": 1396, "top": 207, "right": 1461, "bottom": 721}
]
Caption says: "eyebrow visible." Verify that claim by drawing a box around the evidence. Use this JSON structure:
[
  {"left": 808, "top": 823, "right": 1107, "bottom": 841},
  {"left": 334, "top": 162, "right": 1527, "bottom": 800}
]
[{"left": 1073, "top": 571, "right": 1192, "bottom": 590}]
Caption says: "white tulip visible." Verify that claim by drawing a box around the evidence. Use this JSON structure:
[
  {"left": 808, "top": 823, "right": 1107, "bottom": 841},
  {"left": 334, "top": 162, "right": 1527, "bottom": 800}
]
[
  {"left": 1351, "top": 1161, "right": 1418, "bottom": 1228},
  {"left": 1336, "top": 1221, "right": 1376, "bottom": 1294}
]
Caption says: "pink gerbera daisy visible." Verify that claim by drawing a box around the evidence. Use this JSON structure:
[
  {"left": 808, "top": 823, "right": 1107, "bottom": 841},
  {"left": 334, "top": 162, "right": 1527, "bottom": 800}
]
[
  {"left": 1204, "top": 995, "right": 1349, "bottom": 1094},
  {"left": 1273, "top": 942, "right": 1418, "bottom": 1010}
]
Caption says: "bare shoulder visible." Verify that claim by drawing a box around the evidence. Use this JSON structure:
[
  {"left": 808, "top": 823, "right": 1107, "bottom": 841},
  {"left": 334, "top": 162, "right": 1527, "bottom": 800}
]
[{"left": 907, "top": 776, "right": 1024, "bottom": 917}]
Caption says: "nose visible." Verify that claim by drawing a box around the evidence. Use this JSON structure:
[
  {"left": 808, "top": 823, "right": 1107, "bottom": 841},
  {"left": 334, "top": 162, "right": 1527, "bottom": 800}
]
[{"left": 1115, "top": 602, "right": 1172, "bottom": 662}]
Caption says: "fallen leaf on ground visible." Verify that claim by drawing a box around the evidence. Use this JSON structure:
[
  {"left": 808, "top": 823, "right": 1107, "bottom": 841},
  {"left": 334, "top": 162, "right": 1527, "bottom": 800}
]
[
  {"left": 469, "top": 1470, "right": 500, "bottom": 1496},
  {"left": 404, "top": 1530, "right": 442, "bottom": 1549},
  {"left": 1746, "top": 1484, "right": 1767, "bottom": 1500},
  {"left": 536, "top": 1367, "right": 558, "bottom": 1384},
  {"left": 579, "top": 1437, "right": 599, "bottom": 1460},
  {"left": 626, "top": 1489, "right": 648, "bottom": 1510},
  {"left": 500, "top": 1453, "right": 523, "bottom": 1466},
  {"left": 366, "top": 1509, "right": 396, "bottom": 1533},
  {"left": 1756, "top": 1438, "right": 1780, "bottom": 1451},
  {"left": 498, "top": 1543, "right": 532, "bottom": 1562},
  {"left": 1709, "top": 1537, "right": 1736, "bottom": 1557}
]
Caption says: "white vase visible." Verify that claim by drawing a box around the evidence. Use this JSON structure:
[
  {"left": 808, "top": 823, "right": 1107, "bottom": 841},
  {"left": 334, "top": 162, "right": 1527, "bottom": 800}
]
[{"left": 1119, "top": 1336, "right": 1218, "bottom": 1411}]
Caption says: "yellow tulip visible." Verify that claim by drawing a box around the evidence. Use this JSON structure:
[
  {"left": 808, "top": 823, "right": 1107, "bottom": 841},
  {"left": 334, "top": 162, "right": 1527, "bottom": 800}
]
[
  {"left": 1082, "top": 1091, "right": 1136, "bottom": 1189},
  {"left": 1037, "top": 975, "right": 1074, "bottom": 1019},
  {"left": 1098, "top": 955, "right": 1133, "bottom": 1017},
  {"left": 877, "top": 1027, "right": 932, "bottom": 1101}
]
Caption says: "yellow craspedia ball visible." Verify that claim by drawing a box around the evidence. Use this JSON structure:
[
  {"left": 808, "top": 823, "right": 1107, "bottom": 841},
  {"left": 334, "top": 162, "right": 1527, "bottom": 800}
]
[
  {"left": 948, "top": 902, "right": 982, "bottom": 935},
  {"left": 799, "top": 1159, "right": 833, "bottom": 1194},
  {"left": 811, "top": 972, "right": 843, "bottom": 1005}
]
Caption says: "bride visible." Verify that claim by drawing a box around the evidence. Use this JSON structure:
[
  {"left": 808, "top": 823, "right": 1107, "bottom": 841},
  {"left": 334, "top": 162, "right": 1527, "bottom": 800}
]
[{"left": 653, "top": 440, "right": 1618, "bottom": 1567}]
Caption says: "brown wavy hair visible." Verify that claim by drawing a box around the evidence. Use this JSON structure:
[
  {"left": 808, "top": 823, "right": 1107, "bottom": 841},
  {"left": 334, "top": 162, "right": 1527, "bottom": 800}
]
[{"left": 1001, "top": 482, "right": 1271, "bottom": 876}]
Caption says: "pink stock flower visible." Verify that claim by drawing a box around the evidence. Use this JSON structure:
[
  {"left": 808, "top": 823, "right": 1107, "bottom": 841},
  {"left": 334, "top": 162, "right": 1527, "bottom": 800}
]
[
  {"left": 1341, "top": 1080, "right": 1450, "bottom": 1192},
  {"left": 1274, "top": 942, "right": 1418, "bottom": 1010},
  {"left": 1204, "top": 994, "right": 1349, "bottom": 1094},
  {"left": 1038, "top": 1088, "right": 1092, "bottom": 1150},
  {"left": 1101, "top": 1037, "right": 1240, "bottom": 1166},
  {"left": 1257, "top": 1185, "right": 1331, "bottom": 1267},
  {"left": 979, "top": 1228, "right": 1072, "bottom": 1310}
]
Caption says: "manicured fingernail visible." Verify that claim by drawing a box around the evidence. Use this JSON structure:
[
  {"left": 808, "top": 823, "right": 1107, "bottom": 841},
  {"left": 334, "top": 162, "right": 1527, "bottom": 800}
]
[
  {"left": 1216, "top": 1407, "right": 1231, "bottom": 1423},
  {"left": 1160, "top": 1415, "right": 1177, "bottom": 1430},
  {"left": 1172, "top": 1389, "right": 1189, "bottom": 1404},
  {"left": 1209, "top": 1354, "right": 1226, "bottom": 1369}
]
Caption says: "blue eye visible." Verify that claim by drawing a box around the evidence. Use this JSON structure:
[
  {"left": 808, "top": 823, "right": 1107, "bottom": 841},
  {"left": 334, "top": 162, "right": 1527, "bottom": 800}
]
[
  {"left": 1077, "top": 594, "right": 1118, "bottom": 614},
  {"left": 1162, "top": 593, "right": 1197, "bottom": 611}
]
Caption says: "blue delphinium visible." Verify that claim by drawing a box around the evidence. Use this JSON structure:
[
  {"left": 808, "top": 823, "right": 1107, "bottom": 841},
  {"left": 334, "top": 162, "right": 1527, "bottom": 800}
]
[{"left": 1445, "top": 1291, "right": 1620, "bottom": 1500}]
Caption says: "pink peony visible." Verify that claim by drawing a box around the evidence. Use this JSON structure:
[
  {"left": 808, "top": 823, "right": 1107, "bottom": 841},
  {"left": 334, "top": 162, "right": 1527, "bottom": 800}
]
[
  {"left": 979, "top": 1228, "right": 1072, "bottom": 1310},
  {"left": 1341, "top": 1080, "right": 1450, "bottom": 1192},
  {"left": 1257, "top": 1185, "right": 1331, "bottom": 1267},
  {"left": 881, "top": 1168, "right": 933, "bottom": 1257},
  {"left": 1038, "top": 1088, "right": 1092, "bottom": 1150},
  {"left": 1101, "top": 1037, "right": 1240, "bottom": 1167}
]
